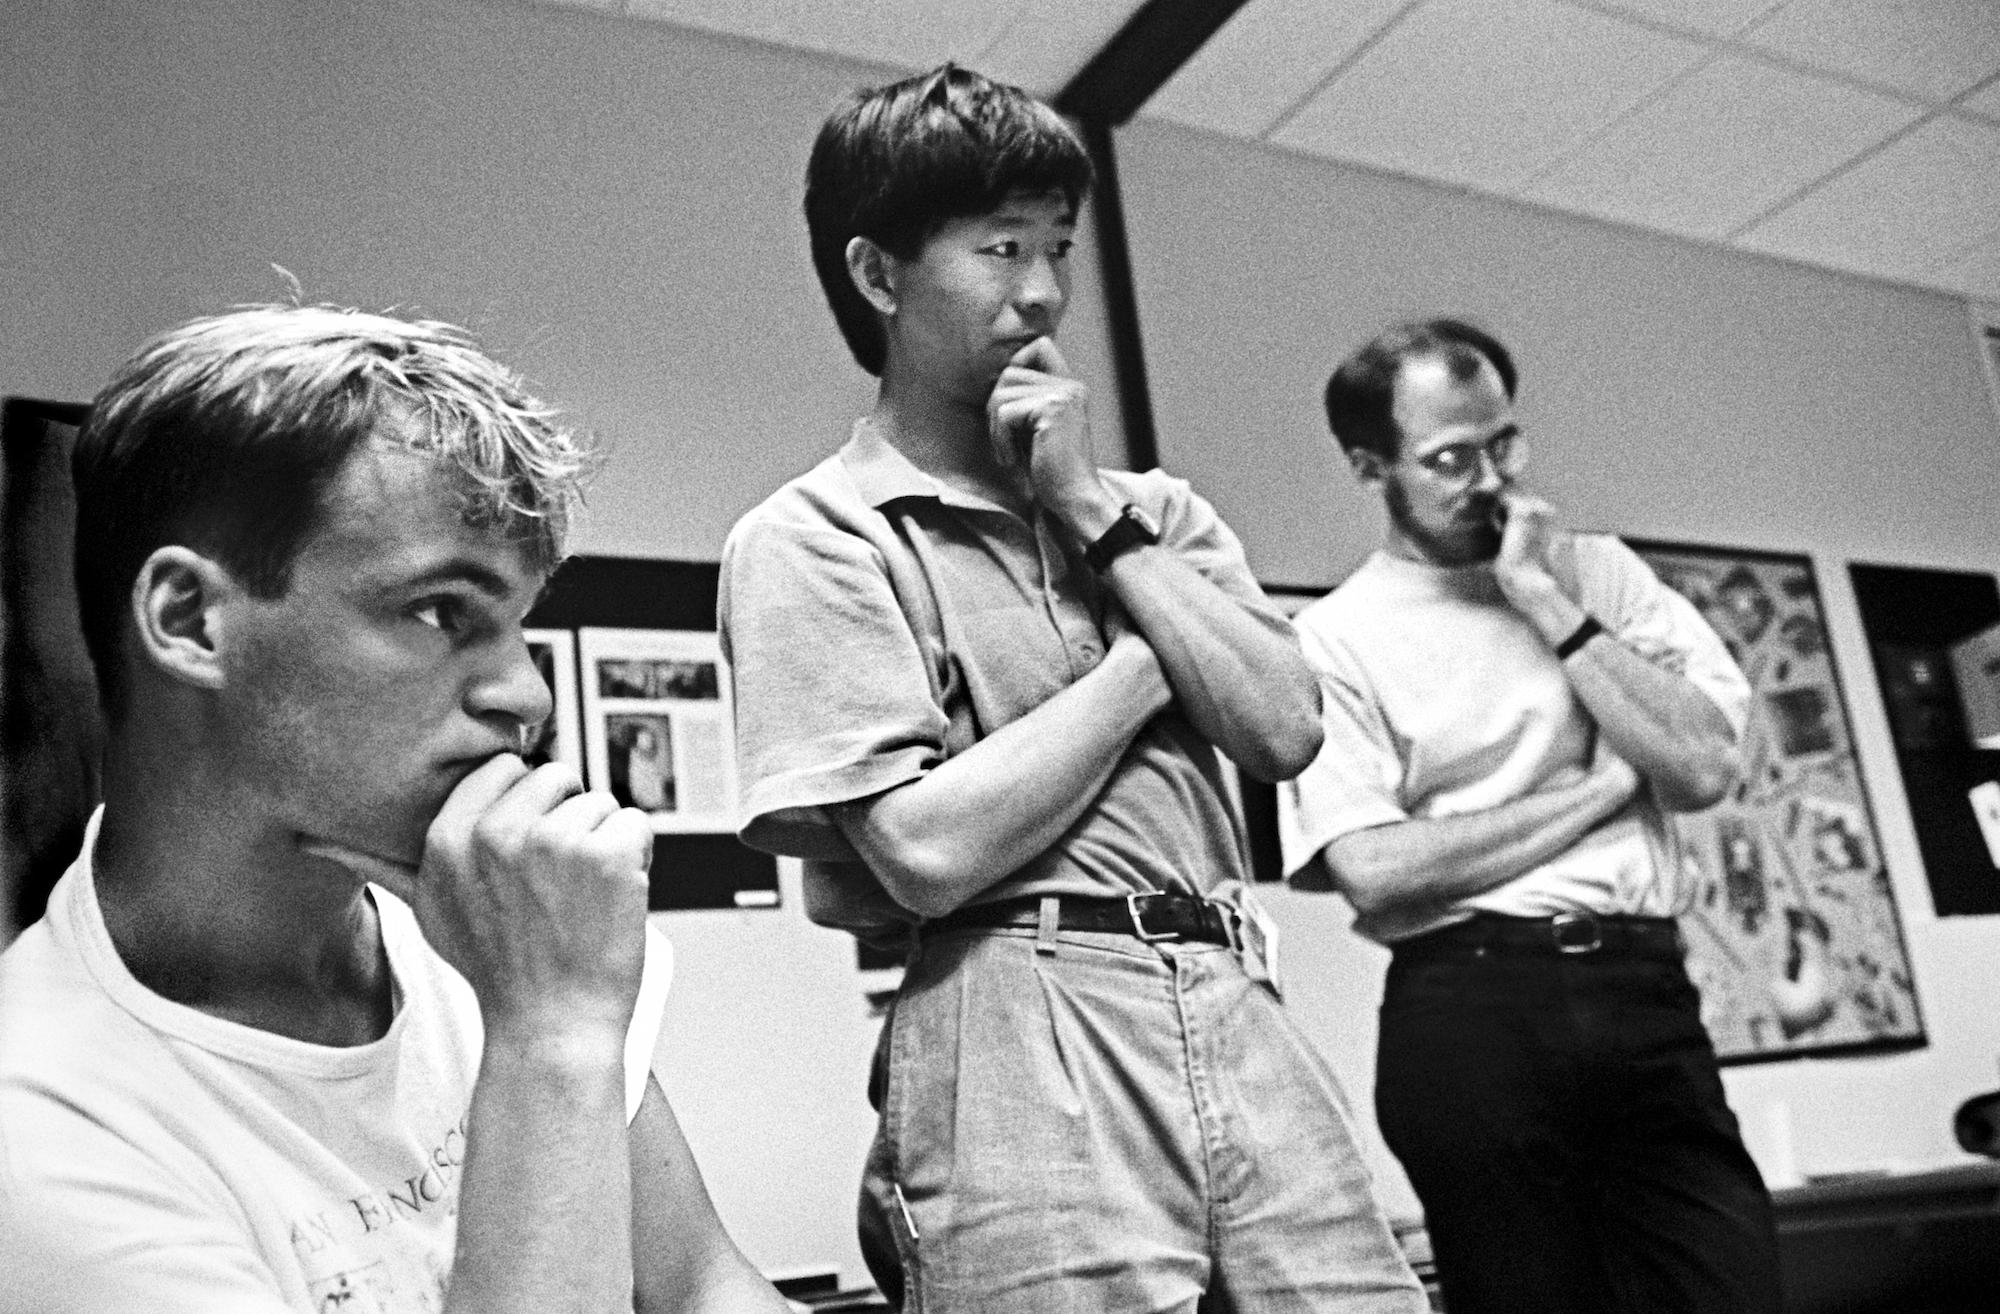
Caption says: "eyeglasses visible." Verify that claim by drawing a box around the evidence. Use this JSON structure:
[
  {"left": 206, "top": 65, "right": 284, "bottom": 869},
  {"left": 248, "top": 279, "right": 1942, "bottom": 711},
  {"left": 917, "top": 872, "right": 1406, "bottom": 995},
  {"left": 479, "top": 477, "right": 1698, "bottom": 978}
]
[{"left": 1410, "top": 429, "right": 1524, "bottom": 484}]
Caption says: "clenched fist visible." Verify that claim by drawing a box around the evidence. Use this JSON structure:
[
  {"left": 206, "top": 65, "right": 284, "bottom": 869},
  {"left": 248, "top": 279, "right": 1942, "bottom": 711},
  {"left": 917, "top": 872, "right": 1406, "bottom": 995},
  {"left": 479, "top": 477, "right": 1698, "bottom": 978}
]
[{"left": 305, "top": 755, "right": 653, "bottom": 1052}]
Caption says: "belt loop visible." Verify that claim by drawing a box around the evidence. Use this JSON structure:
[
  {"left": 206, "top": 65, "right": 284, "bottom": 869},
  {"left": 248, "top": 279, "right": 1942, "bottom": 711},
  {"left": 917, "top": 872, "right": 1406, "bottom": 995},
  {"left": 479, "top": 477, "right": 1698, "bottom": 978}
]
[{"left": 1035, "top": 896, "right": 1060, "bottom": 955}]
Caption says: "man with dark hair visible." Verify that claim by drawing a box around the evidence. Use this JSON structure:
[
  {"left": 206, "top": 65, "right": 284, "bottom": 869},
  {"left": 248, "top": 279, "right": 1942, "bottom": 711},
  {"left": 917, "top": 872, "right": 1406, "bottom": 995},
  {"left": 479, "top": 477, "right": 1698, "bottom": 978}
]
[
  {"left": 1286, "top": 318, "right": 1781, "bottom": 1313},
  {"left": 0, "top": 305, "right": 790, "bottom": 1314},
  {"left": 721, "top": 65, "right": 1424, "bottom": 1312}
]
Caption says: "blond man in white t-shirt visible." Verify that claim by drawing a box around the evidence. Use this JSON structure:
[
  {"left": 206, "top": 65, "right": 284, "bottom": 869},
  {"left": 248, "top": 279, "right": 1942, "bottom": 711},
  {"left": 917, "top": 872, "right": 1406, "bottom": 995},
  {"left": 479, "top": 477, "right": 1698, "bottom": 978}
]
[
  {"left": 0, "top": 306, "right": 789, "bottom": 1314},
  {"left": 1285, "top": 319, "right": 1782, "bottom": 1314}
]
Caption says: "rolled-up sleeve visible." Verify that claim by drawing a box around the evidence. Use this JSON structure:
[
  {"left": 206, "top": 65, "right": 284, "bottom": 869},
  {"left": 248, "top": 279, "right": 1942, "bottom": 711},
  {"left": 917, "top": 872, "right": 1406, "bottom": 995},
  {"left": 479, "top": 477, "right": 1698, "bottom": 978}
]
[{"left": 719, "top": 507, "right": 946, "bottom": 860}]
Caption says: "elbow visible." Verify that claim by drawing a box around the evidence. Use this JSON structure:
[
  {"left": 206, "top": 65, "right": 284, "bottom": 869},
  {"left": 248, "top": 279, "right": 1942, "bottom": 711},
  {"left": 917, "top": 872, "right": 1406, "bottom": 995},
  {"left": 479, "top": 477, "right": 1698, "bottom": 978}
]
[
  {"left": 836, "top": 788, "right": 984, "bottom": 912},
  {"left": 840, "top": 801, "right": 977, "bottom": 918},
  {"left": 1311, "top": 843, "right": 1399, "bottom": 920},
  {"left": 1234, "top": 680, "right": 1326, "bottom": 782},
  {"left": 1655, "top": 743, "right": 1741, "bottom": 814},
  {"left": 1337, "top": 874, "right": 1400, "bottom": 923},
  {"left": 872, "top": 845, "right": 971, "bottom": 920},
  {"left": 1236, "top": 717, "right": 1325, "bottom": 784}
]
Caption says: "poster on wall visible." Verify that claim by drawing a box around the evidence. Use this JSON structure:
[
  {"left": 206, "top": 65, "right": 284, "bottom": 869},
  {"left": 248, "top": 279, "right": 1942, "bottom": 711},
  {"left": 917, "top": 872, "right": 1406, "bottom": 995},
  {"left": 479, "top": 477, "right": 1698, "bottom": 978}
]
[
  {"left": 1630, "top": 541, "right": 1924, "bottom": 1063},
  {"left": 521, "top": 628, "right": 582, "bottom": 772},
  {"left": 577, "top": 628, "right": 740, "bottom": 835}
]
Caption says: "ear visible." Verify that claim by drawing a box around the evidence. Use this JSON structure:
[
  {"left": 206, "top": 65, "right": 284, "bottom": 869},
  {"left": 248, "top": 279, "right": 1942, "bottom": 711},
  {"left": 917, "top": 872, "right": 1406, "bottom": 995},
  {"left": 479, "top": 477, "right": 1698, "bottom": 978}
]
[
  {"left": 845, "top": 235, "right": 898, "bottom": 318},
  {"left": 129, "top": 546, "right": 242, "bottom": 692},
  {"left": 1347, "top": 446, "right": 1388, "bottom": 487}
]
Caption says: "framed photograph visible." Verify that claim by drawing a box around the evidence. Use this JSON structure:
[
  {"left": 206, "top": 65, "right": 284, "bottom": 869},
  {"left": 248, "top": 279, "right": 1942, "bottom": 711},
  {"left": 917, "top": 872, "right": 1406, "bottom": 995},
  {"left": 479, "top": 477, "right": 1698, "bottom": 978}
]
[
  {"left": 1629, "top": 541, "right": 1924, "bottom": 1063},
  {"left": 577, "top": 628, "right": 739, "bottom": 836},
  {"left": 521, "top": 628, "right": 582, "bottom": 772}
]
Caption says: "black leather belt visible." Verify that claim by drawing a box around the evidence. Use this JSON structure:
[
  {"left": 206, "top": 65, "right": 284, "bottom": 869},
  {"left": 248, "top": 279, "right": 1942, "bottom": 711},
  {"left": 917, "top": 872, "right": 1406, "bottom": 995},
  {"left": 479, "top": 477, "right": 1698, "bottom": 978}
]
[
  {"left": 924, "top": 892, "right": 1235, "bottom": 946},
  {"left": 1394, "top": 911, "right": 1682, "bottom": 960}
]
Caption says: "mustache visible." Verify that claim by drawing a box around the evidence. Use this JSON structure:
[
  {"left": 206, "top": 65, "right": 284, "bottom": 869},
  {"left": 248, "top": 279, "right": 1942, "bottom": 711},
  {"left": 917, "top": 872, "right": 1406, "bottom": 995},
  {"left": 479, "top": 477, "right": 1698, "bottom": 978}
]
[{"left": 1463, "top": 493, "right": 1505, "bottom": 524}]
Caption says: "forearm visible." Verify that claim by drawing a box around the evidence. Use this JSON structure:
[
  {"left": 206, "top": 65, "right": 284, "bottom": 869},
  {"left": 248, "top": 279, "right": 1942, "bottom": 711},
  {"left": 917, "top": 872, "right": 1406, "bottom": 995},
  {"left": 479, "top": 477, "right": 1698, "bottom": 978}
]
[
  {"left": 630, "top": 1081, "right": 791, "bottom": 1314},
  {"left": 1563, "top": 636, "right": 1738, "bottom": 810},
  {"left": 834, "top": 639, "right": 1170, "bottom": 917},
  {"left": 1511, "top": 586, "right": 1738, "bottom": 810},
  {"left": 1317, "top": 769, "right": 1631, "bottom": 922},
  {"left": 448, "top": 1030, "right": 632, "bottom": 1314},
  {"left": 1060, "top": 498, "right": 1320, "bottom": 780}
]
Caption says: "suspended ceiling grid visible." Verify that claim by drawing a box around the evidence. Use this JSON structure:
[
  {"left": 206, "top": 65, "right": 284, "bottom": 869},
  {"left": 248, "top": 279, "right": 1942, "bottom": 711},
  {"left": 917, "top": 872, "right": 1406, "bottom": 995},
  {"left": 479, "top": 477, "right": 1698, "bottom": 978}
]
[{"left": 534, "top": 0, "right": 2000, "bottom": 302}]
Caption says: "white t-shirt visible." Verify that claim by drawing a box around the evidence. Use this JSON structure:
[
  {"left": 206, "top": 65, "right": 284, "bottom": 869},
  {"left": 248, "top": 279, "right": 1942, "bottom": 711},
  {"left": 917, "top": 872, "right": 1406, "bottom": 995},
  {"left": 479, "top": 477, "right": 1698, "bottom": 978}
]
[
  {"left": 0, "top": 810, "right": 673, "bottom": 1313},
  {"left": 1281, "top": 535, "right": 1749, "bottom": 944}
]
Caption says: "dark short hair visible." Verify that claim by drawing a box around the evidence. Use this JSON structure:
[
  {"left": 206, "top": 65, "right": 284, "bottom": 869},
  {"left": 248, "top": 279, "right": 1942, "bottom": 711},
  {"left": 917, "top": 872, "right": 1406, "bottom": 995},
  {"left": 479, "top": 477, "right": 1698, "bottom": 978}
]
[
  {"left": 804, "top": 63, "right": 1094, "bottom": 376},
  {"left": 73, "top": 304, "right": 592, "bottom": 711},
  {"left": 1323, "top": 318, "right": 1518, "bottom": 460}
]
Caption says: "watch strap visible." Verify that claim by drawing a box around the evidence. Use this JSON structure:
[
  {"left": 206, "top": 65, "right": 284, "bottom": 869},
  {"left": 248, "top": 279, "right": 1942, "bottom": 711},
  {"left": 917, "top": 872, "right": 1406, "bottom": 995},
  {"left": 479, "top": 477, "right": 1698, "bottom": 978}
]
[
  {"left": 1555, "top": 615, "right": 1605, "bottom": 661},
  {"left": 1084, "top": 504, "right": 1160, "bottom": 572}
]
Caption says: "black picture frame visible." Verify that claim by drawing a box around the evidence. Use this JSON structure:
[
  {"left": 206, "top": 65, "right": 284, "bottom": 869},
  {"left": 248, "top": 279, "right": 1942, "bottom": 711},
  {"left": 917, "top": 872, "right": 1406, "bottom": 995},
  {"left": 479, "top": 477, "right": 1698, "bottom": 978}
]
[{"left": 1, "top": 397, "right": 98, "bottom": 939}]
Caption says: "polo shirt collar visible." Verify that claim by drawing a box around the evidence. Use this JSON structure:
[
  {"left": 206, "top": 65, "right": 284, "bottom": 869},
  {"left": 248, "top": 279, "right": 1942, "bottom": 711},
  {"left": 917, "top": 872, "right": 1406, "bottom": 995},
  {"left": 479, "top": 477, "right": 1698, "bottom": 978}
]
[{"left": 839, "top": 418, "right": 1018, "bottom": 516}]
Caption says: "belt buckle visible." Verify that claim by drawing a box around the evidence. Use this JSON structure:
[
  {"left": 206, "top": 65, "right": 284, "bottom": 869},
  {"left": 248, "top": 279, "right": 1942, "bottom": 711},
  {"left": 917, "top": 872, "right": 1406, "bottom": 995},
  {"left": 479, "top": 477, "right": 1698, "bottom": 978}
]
[
  {"left": 1551, "top": 911, "right": 1602, "bottom": 955},
  {"left": 1126, "top": 893, "right": 1177, "bottom": 943}
]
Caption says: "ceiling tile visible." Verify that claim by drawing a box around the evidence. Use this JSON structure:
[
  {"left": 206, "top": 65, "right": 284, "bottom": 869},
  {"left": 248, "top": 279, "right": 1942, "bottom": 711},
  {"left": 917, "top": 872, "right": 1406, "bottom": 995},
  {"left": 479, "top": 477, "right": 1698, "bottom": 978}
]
[
  {"left": 1143, "top": 0, "right": 1416, "bottom": 138},
  {"left": 1740, "top": 0, "right": 2000, "bottom": 103},
  {"left": 1958, "top": 77, "right": 2000, "bottom": 123},
  {"left": 1924, "top": 236, "right": 2000, "bottom": 302},
  {"left": 1738, "top": 114, "right": 2000, "bottom": 281},
  {"left": 1581, "top": 0, "right": 1785, "bottom": 39},
  {"left": 621, "top": 0, "right": 1019, "bottom": 73},
  {"left": 1520, "top": 54, "right": 1919, "bottom": 239},
  {"left": 1270, "top": 0, "right": 1706, "bottom": 191},
  {"left": 974, "top": 0, "right": 1149, "bottom": 98}
]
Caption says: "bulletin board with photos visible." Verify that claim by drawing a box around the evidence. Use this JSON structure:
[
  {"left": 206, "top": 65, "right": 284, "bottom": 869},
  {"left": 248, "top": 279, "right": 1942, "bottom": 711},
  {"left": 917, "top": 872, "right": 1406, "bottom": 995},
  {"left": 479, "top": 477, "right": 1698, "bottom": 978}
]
[
  {"left": 524, "top": 556, "right": 778, "bottom": 912},
  {"left": 1626, "top": 541, "right": 1921, "bottom": 1062}
]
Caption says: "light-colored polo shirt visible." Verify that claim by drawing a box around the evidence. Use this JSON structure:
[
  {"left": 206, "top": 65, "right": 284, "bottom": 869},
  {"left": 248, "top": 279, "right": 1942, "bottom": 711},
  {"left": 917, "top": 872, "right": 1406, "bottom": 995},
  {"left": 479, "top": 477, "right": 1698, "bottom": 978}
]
[
  {"left": 719, "top": 421, "right": 1292, "bottom": 937},
  {"left": 1280, "top": 535, "right": 1750, "bottom": 945}
]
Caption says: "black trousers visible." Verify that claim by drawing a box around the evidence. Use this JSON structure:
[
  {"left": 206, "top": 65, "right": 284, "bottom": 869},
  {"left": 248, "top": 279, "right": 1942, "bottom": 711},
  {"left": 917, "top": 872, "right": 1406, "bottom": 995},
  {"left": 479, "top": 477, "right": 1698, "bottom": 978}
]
[{"left": 1375, "top": 917, "right": 1783, "bottom": 1314}]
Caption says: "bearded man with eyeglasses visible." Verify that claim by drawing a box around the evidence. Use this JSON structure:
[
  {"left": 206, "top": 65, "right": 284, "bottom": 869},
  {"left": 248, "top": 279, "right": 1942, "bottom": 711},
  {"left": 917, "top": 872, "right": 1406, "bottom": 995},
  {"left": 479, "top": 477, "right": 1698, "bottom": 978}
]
[{"left": 1281, "top": 319, "right": 1782, "bottom": 1314}]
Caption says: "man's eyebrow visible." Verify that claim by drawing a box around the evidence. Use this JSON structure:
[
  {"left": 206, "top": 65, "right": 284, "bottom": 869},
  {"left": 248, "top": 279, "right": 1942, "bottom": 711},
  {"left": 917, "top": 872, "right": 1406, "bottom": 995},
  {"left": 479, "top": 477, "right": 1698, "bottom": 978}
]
[
  {"left": 399, "top": 558, "right": 517, "bottom": 598},
  {"left": 989, "top": 206, "right": 1077, "bottom": 227}
]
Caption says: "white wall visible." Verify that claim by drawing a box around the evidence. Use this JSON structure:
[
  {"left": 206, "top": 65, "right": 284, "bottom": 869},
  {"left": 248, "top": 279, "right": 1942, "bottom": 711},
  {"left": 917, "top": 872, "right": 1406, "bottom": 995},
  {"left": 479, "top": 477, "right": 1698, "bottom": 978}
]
[
  {"left": 1117, "top": 115, "right": 2000, "bottom": 1217},
  {"left": 2, "top": 0, "right": 1123, "bottom": 1288},
  {"left": 1, "top": 0, "right": 1123, "bottom": 561}
]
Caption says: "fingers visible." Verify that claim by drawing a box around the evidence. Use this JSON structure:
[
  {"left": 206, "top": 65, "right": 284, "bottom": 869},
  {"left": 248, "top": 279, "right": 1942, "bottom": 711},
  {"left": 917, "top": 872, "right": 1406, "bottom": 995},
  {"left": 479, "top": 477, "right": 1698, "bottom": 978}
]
[
  {"left": 544, "top": 787, "right": 621, "bottom": 833},
  {"left": 591, "top": 806, "right": 658, "bottom": 874},
  {"left": 430, "top": 754, "right": 534, "bottom": 838},
  {"left": 1007, "top": 335, "right": 1069, "bottom": 376},
  {"left": 986, "top": 378, "right": 1086, "bottom": 467},
  {"left": 986, "top": 399, "right": 1025, "bottom": 469},
  {"left": 1594, "top": 748, "right": 1640, "bottom": 804},
  {"left": 433, "top": 759, "right": 580, "bottom": 849},
  {"left": 501, "top": 760, "right": 587, "bottom": 816}
]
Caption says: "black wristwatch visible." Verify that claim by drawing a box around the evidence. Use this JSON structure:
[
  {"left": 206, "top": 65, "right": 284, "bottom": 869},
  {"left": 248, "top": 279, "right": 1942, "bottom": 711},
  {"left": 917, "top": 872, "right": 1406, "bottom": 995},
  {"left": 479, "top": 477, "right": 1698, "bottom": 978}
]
[{"left": 1083, "top": 503, "right": 1161, "bottom": 572}]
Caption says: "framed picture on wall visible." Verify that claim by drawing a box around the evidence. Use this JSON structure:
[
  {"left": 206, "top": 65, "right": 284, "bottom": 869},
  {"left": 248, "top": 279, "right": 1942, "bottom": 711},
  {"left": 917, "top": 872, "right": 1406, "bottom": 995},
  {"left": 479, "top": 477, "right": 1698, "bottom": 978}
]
[
  {"left": 521, "top": 628, "right": 582, "bottom": 773},
  {"left": 1629, "top": 540, "right": 1924, "bottom": 1063},
  {"left": 577, "top": 627, "right": 740, "bottom": 837}
]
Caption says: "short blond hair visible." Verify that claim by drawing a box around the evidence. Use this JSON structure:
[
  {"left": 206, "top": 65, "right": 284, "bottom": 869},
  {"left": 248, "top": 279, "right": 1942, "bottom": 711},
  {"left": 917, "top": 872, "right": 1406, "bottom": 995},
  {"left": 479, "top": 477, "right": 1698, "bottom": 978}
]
[{"left": 74, "top": 304, "right": 593, "bottom": 701}]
